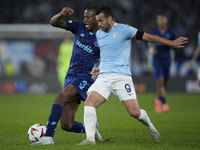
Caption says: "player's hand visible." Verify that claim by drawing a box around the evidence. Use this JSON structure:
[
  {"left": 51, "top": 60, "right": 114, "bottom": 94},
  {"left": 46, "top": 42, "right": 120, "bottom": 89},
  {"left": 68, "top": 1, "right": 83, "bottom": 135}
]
[
  {"left": 90, "top": 67, "right": 100, "bottom": 80},
  {"left": 60, "top": 7, "right": 74, "bottom": 17},
  {"left": 171, "top": 37, "right": 188, "bottom": 48}
]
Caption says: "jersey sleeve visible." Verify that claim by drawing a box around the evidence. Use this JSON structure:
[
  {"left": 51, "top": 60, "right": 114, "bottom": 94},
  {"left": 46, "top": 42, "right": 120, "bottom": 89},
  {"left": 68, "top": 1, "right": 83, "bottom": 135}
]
[
  {"left": 66, "top": 20, "right": 83, "bottom": 34},
  {"left": 125, "top": 25, "right": 138, "bottom": 39}
]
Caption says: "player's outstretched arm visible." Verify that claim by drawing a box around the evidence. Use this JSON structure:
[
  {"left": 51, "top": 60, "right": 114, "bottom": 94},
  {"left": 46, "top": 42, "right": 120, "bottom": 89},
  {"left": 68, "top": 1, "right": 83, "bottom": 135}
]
[
  {"left": 142, "top": 32, "right": 188, "bottom": 49},
  {"left": 50, "top": 7, "right": 74, "bottom": 29}
]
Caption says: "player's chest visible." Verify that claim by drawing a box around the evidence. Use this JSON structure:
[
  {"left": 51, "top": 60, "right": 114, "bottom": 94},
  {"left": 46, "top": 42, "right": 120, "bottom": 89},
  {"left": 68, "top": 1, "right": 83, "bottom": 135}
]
[
  {"left": 74, "top": 31, "right": 99, "bottom": 54},
  {"left": 158, "top": 32, "right": 171, "bottom": 40},
  {"left": 98, "top": 31, "right": 123, "bottom": 47}
]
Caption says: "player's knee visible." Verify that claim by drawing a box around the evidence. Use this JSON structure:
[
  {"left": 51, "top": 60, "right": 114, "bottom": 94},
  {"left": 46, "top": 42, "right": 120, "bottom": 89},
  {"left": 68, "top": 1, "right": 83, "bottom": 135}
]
[
  {"left": 156, "top": 78, "right": 164, "bottom": 87},
  {"left": 129, "top": 110, "right": 141, "bottom": 119},
  {"left": 54, "top": 91, "right": 71, "bottom": 106},
  {"left": 84, "top": 99, "right": 94, "bottom": 106},
  {"left": 61, "top": 122, "right": 72, "bottom": 131}
]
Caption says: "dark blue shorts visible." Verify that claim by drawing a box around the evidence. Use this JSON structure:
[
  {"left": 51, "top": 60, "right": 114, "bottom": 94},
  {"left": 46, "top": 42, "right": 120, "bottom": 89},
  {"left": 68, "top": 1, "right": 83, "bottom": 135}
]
[
  {"left": 63, "top": 74, "right": 94, "bottom": 103},
  {"left": 152, "top": 58, "right": 171, "bottom": 81}
]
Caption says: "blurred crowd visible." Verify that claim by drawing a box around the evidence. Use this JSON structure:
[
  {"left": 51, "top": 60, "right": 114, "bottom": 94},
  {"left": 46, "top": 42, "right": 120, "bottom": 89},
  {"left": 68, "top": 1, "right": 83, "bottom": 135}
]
[
  {"left": 0, "top": 0, "right": 200, "bottom": 77},
  {"left": 1, "top": 0, "right": 199, "bottom": 42},
  {"left": 0, "top": 0, "right": 200, "bottom": 93}
]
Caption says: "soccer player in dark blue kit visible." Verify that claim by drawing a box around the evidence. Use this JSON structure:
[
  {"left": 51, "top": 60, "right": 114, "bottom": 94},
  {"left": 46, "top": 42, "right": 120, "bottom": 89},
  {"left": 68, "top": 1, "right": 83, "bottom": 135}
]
[
  {"left": 32, "top": 7, "right": 102, "bottom": 145},
  {"left": 149, "top": 14, "right": 177, "bottom": 113}
]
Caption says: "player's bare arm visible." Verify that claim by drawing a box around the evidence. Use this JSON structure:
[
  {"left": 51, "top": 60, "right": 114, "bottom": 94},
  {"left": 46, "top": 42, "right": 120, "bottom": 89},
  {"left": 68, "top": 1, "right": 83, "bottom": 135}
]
[
  {"left": 50, "top": 7, "right": 74, "bottom": 29},
  {"left": 142, "top": 32, "right": 188, "bottom": 48}
]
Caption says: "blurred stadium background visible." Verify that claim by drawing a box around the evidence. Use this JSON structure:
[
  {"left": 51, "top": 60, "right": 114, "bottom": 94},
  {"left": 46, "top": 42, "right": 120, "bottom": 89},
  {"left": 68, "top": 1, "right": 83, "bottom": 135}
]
[{"left": 0, "top": 0, "right": 200, "bottom": 94}]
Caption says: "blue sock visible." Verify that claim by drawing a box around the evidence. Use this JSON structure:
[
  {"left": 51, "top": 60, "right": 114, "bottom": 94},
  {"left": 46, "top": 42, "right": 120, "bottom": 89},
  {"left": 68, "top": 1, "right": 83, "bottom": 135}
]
[
  {"left": 45, "top": 104, "right": 63, "bottom": 137},
  {"left": 68, "top": 121, "right": 85, "bottom": 133},
  {"left": 159, "top": 96, "right": 166, "bottom": 104}
]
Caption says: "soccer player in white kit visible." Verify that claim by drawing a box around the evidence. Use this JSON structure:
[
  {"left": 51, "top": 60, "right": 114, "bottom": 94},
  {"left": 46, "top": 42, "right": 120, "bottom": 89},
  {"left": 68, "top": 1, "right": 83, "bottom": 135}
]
[{"left": 79, "top": 7, "right": 188, "bottom": 145}]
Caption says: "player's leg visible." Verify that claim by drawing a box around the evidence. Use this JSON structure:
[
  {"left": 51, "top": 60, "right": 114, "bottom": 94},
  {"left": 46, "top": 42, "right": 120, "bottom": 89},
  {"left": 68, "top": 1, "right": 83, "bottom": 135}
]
[
  {"left": 60, "top": 97, "right": 103, "bottom": 139},
  {"left": 60, "top": 100, "right": 86, "bottom": 133},
  {"left": 113, "top": 75, "right": 160, "bottom": 143},
  {"left": 79, "top": 75, "right": 110, "bottom": 145},
  {"left": 156, "top": 77, "right": 167, "bottom": 102},
  {"left": 32, "top": 90, "right": 68, "bottom": 145},
  {"left": 123, "top": 99, "right": 160, "bottom": 143},
  {"left": 78, "top": 91, "right": 106, "bottom": 145},
  {"left": 162, "top": 79, "right": 170, "bottom": 112},
  {"left": 153, "top": 59, "right": 164, "bottom": 113},
  {"left": 162, "top": 60, "right": 171, "bottom": 112},
  {"left": 32, "top": 84, "right": 81, "bottom": 145},
  {"left": 45, "top": 84, "right": 81, "bottom": 137}
]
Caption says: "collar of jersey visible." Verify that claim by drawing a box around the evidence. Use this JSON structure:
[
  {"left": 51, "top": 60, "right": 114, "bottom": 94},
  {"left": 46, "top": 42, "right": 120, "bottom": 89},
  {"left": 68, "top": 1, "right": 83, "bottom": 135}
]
[
  {"left": 107, "top": 23, "right": 117, "bottom": 32},
  {"left": 89, "top": 32, "right": 94, "bottom": 35}
]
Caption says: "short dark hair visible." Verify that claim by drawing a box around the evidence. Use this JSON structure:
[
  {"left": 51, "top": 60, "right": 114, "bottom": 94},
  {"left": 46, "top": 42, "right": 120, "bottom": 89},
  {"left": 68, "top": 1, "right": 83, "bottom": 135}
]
[
  {"left": 86, "top": 6, "right": 99, "bottom": 14},
  {"left": 96, "top": 6, "right": 114, "bottom": 19}
]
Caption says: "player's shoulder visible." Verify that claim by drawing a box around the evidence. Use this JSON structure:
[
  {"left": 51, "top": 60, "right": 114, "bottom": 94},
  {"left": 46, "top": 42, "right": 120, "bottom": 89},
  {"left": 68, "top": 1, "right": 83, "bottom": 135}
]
[
  {"left": 151, "top": 28, "right": 159, "bottom": 33},
  {"left": 67, "top": 20, "right": 83, "bottom": 24},
  {"left": 117, "top": 23, "right": 131, "bottom": 28},
  {"left": 96, "top": 29, "right": 103, "bottom": 36},
  {"left": 167, "top": 28, "right": 175, "bottom": 32},
  {"left": 167, "top": 28, "right": 176, "bottom": 36},
  {"left": 116, "top": 23, "right": 137, "bottom": 31},
  {"left": 67, "top": 20, "right": 84, "bottom": 28}
]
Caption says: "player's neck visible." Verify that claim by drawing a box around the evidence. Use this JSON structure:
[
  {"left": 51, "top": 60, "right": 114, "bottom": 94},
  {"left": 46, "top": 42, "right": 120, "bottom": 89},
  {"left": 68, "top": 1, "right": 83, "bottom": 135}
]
[
  {"left": 159, "top": 25, "right": 167, "bottom": 33},
  {"left": 107, "top": 21, "right": 116, "bottom": 32},
  {"left": 90, "top": 26, "right": 99, "bottom": 33}
]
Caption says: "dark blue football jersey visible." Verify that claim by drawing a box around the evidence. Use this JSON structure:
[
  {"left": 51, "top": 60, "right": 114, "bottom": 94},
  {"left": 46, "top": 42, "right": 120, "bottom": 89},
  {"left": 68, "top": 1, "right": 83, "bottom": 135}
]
[
  {"left": 65, "top": 20, "right": 100, "bottom": 76},
  {"left": 151, "top": 28, "right": 177, "bottom": 59}
]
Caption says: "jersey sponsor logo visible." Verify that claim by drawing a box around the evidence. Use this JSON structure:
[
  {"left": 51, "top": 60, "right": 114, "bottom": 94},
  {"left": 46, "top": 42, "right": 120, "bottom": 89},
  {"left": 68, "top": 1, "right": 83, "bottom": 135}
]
[
  {"left": 111, "top": 32, "right": 118, "bottom": 38},
  {"left": 75, "top": 40, "right": 93, "bottom": 54},
  {"left": 79, "top": 80, "right": 87, "bottom": 90}
]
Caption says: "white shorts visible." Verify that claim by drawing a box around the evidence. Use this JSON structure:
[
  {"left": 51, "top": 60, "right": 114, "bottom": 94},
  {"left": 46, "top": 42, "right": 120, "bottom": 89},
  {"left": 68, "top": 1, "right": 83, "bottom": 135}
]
[{"left": 87, "top": 74, "right": 137, "bottom": 101}]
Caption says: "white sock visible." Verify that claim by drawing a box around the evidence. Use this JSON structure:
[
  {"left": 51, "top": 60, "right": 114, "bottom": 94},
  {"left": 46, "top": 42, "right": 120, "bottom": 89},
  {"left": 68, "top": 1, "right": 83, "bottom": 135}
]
[
  {"left": 138, "top": 109, "right": 153, "bottom": 129},
  {"left": 84, "top": 106, "right": 97, "bottom": 142}
]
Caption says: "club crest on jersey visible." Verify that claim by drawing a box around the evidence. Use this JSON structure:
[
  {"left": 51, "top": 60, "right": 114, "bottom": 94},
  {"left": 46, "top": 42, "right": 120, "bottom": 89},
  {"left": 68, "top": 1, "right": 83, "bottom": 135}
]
[{"left": 112, "top": 32, "right": 118, "bottom": 38}]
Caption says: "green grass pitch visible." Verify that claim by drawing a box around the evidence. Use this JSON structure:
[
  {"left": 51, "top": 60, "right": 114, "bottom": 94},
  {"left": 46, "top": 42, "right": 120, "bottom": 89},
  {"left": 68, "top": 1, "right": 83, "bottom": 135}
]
[{"left": 0, "top": 93, "right": 200, "bottom": 150}]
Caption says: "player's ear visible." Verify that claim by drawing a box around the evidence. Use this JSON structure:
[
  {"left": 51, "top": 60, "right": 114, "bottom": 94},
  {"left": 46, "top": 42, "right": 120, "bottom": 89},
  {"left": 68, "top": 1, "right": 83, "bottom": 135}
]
[{"left": 108, "top": 16, "right": 112, "bottom": 22}]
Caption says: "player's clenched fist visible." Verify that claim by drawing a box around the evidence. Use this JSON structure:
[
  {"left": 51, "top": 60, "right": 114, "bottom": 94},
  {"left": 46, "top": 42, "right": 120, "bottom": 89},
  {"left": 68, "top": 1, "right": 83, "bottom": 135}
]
[{"left": 60, "top": 7, "right": 74, "bottom": 17}]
